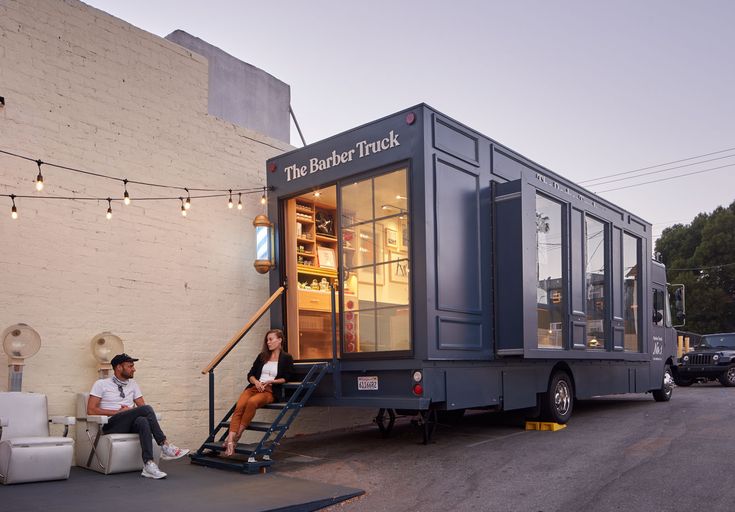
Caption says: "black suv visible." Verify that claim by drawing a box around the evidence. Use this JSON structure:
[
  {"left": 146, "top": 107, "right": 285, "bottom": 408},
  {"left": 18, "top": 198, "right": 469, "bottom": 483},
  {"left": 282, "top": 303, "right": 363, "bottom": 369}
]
[{"left": 674, "top": 332, "right": 735, "bottom": 387}]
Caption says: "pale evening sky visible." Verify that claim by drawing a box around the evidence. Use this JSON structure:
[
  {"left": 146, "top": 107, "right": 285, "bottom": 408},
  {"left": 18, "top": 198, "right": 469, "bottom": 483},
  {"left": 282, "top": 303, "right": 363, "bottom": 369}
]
[{"left": 83, "top": 0, "right": 735, "bottom": 245}]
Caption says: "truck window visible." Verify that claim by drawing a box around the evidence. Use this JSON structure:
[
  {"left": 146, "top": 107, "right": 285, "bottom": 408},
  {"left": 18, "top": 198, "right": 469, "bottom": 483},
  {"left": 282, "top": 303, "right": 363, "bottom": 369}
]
[
  {"left": 623, "top": 233, "right": 642, "bottom": 352},
  {"left": 652, "top": 289, "right": 665, "bottom": 326},
  {"left": 585, "top": 216, "right": 607, "bottom": 349},
  {"left": 340, "top": 167, "right": 411, "bottom": 353},
  {"left": 536, "top": 194, "right": 564, "bottom": 349}
]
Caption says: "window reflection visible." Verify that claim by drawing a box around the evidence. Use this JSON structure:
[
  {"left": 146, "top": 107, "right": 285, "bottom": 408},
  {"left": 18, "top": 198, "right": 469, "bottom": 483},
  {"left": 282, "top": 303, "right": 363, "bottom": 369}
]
[
  {"left": 536, "top": 194, "right": 564, "bottom": 349},
  {"left": 340, "top": 168, "right": 411, "bottom": 353},
  {"left": 623, "top": 233, "right": 641, "bottom": 352},
  {"left": 585, "top": 216, "right": 607, "bottom": 349}
]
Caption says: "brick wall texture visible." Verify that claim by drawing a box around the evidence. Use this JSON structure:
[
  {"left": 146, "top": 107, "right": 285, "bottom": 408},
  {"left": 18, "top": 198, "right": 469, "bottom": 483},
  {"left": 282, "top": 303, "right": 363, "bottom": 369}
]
[{"left": 0, "top": 0, "right": 372, "bottom": 451}]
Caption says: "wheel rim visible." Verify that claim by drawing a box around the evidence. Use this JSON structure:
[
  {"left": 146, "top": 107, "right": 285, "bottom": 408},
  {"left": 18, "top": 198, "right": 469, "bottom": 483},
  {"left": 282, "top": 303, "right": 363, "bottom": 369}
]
[
  {"left": 663, "top": 369, "right": 674, "bottom": 397},
  {"left": 554, "top": 380, "right": 571, "bottom": 417},
  {"left": 727, "top": 367, "right": 735, "bottom": 384}
]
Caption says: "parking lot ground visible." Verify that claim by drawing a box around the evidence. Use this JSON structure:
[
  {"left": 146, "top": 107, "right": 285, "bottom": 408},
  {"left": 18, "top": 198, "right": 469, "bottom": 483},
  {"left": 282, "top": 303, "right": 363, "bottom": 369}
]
[{"left": 273, "top": 383, "right": 735, "bottom": 512}]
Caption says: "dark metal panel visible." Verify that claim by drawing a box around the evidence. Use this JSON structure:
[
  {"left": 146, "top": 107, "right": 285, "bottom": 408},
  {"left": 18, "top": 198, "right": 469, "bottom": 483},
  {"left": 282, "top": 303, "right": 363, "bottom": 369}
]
[
  {"left": 492, "top": 149, "right": 524, "bottom": 181},
  {"left": 570, "top": 208, "right": 586, "bottom": 349},
  {"left": 445, "top": 367, "right": 500, "bottom": 409},
  {"left": 502, "top": 368, "right": 542, "bottom": 409},
  {"left": 434, "top": 157, "right": 482, "bottom": 313},
  {"left": 572, "top": 363, "right": 629, "bottom": 398},
  {"left": 432, "top": 114, "right": 480, "bottom": 167},
  {"left": 612, "top": 226, "right": 624, "bottom": 351},
  {"left": 436, "top": 316, "right": 483, "bottom": 350},
  {"left": 494, "top": 180, "right": 523, "bottom": 352}
]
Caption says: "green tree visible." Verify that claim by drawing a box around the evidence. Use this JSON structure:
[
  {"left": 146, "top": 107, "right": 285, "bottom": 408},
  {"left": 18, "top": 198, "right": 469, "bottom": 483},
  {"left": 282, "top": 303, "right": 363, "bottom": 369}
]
[{"left": 656, "top": 200, "right": 735, "bottom": 333}]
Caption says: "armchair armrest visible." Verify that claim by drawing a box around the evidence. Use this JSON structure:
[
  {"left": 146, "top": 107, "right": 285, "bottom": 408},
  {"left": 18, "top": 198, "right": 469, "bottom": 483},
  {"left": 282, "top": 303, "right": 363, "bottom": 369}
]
[
  {"left": 87, "top": 415, "right": 110, "bottom": 425},
  {"left": 49, "top": 415, "right": 76, "bottom": 437},
  {"left": 49, "top": 416, "right": 76, "bottom": 426}
]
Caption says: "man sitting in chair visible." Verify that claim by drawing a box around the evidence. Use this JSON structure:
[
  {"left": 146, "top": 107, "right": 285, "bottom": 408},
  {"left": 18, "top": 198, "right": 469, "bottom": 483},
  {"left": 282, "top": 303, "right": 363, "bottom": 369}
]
[{"left": 87, "top": 353, "right": 189, "bottom": 479}]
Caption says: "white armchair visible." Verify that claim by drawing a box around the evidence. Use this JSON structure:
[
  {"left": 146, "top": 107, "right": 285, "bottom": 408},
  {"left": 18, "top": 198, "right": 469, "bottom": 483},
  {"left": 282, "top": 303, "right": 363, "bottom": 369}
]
[
  {"left": 75, "top": 393, "right": 160, "bottom": 474},
  {"left": 0, "top": 392, "right": 75, "bottom": 485}
]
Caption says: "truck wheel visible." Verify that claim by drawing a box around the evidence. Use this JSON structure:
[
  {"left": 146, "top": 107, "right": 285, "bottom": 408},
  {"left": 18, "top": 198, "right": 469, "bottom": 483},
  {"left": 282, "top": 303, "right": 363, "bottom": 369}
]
[
  {"left": 674, "top": 376, "right": 693, "bottom": 387},
  {"left": 717, "top": 366, "right": 735, "bottom": 387},
  {"left": 541, "top": 371, "right": 573, "bottom": 424},
  {"left": 653, "top": 365, "right": 674, "bottom": 402}
]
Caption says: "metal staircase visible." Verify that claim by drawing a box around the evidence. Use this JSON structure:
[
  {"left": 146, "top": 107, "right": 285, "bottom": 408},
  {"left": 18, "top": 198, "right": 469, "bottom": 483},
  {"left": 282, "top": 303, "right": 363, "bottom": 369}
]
[{"left": 190, "top": 362, "right": 328, "bottom": 474}]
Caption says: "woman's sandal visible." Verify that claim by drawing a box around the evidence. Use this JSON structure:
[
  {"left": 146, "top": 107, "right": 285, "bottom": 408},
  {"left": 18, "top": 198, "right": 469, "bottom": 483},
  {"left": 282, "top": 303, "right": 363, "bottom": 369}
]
[{"left": 223, "top": 440, "right": 235, "bottom": 457}]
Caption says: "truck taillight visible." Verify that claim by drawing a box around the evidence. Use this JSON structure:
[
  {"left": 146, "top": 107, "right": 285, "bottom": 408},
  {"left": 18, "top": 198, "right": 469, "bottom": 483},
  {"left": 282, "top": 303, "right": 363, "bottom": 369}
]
[{"left": 412, "top": 383, "right": 423, "bottom": 396}]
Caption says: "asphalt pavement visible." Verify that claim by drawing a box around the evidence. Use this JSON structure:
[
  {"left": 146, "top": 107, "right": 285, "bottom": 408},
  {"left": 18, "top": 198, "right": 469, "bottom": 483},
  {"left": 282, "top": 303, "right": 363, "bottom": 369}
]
[{"left": 273, "top": 382, "right": 735, "bottom": 512}]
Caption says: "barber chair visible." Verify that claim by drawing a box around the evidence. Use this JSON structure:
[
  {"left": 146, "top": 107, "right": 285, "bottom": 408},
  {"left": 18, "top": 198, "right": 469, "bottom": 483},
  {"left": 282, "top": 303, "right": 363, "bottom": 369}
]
[
  {"left": 0, "top": 391, "right": 75, "bottom": 484},
  {"left": 75, "top": 393, "right": 160, "bottom": 474}
]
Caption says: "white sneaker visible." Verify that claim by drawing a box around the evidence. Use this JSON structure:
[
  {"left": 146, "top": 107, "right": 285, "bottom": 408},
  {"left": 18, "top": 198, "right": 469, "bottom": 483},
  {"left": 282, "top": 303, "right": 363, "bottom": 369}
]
[
  {"left": 141, "top": 461, "right": 167, "bottom": 479},
  {"left": 160, "top": 443, "right": 190, "bottom": 461}
]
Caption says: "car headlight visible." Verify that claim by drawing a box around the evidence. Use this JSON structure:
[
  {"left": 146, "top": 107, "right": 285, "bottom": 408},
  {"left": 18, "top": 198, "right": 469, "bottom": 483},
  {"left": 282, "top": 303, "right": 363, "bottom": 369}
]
[
  {"left": 683, "top": 355, "right": 689, "bottom": 363},
  {"left": 713, "top": 354, "right": 720, "bottom": 362}
]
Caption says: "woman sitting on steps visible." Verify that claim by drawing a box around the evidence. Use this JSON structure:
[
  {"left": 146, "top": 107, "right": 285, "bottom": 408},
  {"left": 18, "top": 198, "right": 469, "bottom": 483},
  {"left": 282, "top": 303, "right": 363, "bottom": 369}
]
[{"left": 224, "top": 328, "right": 294, "bottom": 457}]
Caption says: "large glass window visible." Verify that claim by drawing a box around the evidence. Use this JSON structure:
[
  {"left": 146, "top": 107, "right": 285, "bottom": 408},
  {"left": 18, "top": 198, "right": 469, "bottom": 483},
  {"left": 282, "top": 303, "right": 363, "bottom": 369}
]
[
  {"left": 536, "top": 194, "right": 564, "bottom": 349},
  {"left": 340, "top": 168, "right": 410, "bottom": 353},
  {"left": 585, "top": 216, "right": 607, "bottom": 350},
  {"left": 623, "top": 233, "right": 641, "bottom": 352}
]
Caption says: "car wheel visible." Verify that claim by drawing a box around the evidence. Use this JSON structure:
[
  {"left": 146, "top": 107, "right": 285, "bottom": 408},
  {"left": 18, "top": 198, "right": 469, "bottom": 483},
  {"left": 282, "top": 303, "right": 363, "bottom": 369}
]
[
  {"left": 541, "top": 371, "right": 573, "bottom": 424},
  {"left": 653, "top": 365, "right": 674, "bottom": 402},
  {"left": 717, "top": 365, "right": 735, "bottom": 387}
]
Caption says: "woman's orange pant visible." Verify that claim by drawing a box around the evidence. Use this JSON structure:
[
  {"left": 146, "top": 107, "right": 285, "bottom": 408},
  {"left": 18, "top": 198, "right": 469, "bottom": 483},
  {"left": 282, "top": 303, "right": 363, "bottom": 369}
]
[{"left": 229, "top": 387, "right": 274, "bottom": 435}]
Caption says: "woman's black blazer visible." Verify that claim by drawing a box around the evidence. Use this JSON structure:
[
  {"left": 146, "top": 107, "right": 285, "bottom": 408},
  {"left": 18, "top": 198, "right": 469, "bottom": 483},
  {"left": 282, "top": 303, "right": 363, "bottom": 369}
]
[{"left": 246, "top": 351, "right": 295, "bottom": 399}]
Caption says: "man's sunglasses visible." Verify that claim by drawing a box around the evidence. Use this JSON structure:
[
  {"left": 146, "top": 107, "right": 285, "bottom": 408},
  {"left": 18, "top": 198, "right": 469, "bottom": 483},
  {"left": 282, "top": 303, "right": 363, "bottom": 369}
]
[{"left": 117, "top": 384, "right": 125, "bottom": 399}]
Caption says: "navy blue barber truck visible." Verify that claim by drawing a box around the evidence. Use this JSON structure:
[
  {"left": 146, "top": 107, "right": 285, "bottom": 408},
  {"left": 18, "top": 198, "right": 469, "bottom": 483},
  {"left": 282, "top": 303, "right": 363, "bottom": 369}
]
[{"left": 264, "top": 104, "right": 681, "bottom": 433}]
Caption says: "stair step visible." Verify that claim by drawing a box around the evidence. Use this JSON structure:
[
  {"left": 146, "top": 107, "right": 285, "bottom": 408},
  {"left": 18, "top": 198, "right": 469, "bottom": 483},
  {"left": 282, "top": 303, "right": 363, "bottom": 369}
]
[
  {"left": 189, "top": 453, "right": 272, "bottom": 473},
  {"left": 247, "top": 421, "right": 285, "bottom": 432},
  {"left": 262, "top": 402, "right": 287, "bottom": 410},
  {"left": 201, "top": 442, "right": 255, "bottom": 455}
]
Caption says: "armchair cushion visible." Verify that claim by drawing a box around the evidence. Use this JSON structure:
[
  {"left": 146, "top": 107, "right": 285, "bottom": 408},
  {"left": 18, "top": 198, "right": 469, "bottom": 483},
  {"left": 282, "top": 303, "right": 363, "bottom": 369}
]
[{"left": 0, "top": 392, "right": 74, "bottom": 485}]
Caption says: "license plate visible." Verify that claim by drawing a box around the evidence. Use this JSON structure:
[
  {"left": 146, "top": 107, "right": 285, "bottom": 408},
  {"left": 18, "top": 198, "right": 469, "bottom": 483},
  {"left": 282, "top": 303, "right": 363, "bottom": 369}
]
[{"left": 357, "top": 376, "right": 379, "bottom": 391}]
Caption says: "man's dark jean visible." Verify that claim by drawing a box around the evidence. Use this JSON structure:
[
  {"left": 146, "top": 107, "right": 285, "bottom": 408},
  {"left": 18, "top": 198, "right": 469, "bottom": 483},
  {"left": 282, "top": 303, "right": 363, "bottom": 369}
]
[{"left": 103, "top": 405, "right": 165, "bottom": 463}]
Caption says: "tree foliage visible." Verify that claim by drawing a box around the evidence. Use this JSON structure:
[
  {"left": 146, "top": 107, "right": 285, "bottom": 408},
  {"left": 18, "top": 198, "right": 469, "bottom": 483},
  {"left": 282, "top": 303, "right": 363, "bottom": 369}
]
[{"left": 656, "top": 200, "right": 735, "bottom": 334}]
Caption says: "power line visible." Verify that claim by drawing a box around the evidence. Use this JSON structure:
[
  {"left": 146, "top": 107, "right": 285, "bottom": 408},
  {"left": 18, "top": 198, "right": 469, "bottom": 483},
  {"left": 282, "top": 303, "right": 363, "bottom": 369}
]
[
  {"left": 594, "top": 162, "right": 735, "bottom": 194},
  {"left": 579, "top": 146, "right": 735, "bottom": 185},
  {"left": 669, "top": 262, "right": 735, "bottom": 271}
]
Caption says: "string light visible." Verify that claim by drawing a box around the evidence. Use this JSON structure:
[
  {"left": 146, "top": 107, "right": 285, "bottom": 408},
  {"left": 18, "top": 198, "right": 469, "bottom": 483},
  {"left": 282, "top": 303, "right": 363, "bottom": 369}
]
[
  {"left": 10, "top": 194, "right": 18, "bottom": 219},
  {"left": 184, "top": 188, "right": 191, "bottom": 210},
  {"left": 106, "top": 198, "right": 112, "bottom": 220},
  {"left": 228, "top": 189, "right": 234, "bottom": 209},
  {"left": 180, "top": 197, "right": 187, "bottom": 217},
  {"left": 35, "top": 160, "right": 44, "bottom": 191},
  {"left": 260, "top": 188, "right": 267, "bottom": 205},
  {"left": 237, "top": 193, "right": 243, "bottom": 210},
  {"left": 123, "top": 179, "right": 131, "bottom": 205}
]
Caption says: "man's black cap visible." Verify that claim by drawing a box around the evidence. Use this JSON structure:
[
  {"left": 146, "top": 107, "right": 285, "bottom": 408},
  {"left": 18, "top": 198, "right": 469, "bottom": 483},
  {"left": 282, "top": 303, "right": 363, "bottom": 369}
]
[{"left": 111, "top": 353, "right": 139, "bottom": 367}]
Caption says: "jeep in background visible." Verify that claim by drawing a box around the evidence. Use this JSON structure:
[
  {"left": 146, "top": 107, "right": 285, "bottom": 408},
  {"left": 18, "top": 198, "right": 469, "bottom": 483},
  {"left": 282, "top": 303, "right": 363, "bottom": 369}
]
[{"left": 674, "top": 332, "right": 735, "bottom": 387}]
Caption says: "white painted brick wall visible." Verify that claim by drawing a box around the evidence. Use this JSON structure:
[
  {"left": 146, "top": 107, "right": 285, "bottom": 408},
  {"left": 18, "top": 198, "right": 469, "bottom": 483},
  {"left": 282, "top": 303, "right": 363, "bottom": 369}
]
[{"left": 0, "top": 0, "right": 374, "bottom": 452}]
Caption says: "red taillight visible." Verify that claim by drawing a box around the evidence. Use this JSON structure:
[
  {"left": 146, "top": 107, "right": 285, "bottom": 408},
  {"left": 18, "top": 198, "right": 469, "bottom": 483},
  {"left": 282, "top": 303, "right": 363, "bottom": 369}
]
[{"left": 412, "top": 383, "right": 423, "bottom": 396}]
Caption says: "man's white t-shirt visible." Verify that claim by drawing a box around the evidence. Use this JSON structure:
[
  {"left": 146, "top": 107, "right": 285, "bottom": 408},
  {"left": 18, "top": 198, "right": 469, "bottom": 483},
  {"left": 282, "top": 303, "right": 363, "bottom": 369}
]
[{"left": 90, "top": 378, "right": 143, "bottom": 411}]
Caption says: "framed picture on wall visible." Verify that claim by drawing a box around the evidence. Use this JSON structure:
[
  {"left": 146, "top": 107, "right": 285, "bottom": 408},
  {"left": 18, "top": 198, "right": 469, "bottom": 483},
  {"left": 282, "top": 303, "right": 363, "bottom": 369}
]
[
  {"left": 357, "top": 227, "right": 384, "bottom": 285},
  {"left": 389, "top": 251, "right": 409, "bottom": 283},
  {"left": 385, "top": 227, "right": 398, "bottom": 248},
  {"left": 317, "top": 246, "right": 336, "bottom": 268}
]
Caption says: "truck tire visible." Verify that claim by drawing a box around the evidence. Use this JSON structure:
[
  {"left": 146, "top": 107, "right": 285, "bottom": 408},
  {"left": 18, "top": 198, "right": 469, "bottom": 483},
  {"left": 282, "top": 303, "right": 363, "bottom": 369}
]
[
  {"left": 653, "top": 364, "right": 674, "bottom": 402},
  {"left": 540, "top": 371, "right": 573, "bottom": 424},
  {"left": 717, "top": 366, "right": 735, "bottom": 387}
]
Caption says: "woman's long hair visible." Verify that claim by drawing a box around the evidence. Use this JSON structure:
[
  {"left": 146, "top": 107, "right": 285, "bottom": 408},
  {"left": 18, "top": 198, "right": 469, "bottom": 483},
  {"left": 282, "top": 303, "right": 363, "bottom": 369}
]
[{"left": 259, "top": 328, "right": 286, "bottom": 362}]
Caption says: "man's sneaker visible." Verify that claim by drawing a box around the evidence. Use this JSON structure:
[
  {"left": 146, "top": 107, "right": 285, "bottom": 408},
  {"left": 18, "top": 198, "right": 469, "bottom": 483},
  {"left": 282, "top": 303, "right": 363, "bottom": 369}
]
[
  {"left": 141, "top": 461, "right": 167, "bottom": 479},
  {"left": 161, "top": 443, "right": 190, "bottom": 461}
]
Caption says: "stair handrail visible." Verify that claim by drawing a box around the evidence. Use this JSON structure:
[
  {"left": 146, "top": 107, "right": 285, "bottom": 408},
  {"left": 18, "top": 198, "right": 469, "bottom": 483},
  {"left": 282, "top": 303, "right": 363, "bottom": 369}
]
[{"left": 201, "top": 286, "right": 285, "bottom": 374}]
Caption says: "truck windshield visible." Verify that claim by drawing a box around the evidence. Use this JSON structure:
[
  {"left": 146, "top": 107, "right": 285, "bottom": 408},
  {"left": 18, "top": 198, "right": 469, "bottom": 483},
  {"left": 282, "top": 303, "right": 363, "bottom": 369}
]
[{"left": 698, "top": 334, "right": 735, "bottom": 349}]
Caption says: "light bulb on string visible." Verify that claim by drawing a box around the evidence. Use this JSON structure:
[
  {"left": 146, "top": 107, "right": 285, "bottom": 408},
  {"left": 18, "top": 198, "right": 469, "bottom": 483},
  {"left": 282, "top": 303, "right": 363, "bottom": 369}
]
[
  {"left": 10, "top": 194, "right": 18, "bottom": 219},
  {"left": 184, "top": 188, "right": 191, "bottom": 210},
  {"left": 106, "top": 198, "right": 112, "bottom": 220},
  {"left": 35, "top": 160, "right": 44, "bottom": 191},
  {"left": 123, "top": 179, "right": 131, "bottom": 205},
  {"left": 180, "top": 197, "right": 187, "bottom": 217},
  {"left": 260, "top": 188, "right": 267, "bottom": 205},
  {"left": 237, "top": 193, "right": 243, "bottom": 210},
  {"left": 228, "top": 189, "right": 234, "bottom": 209}
]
